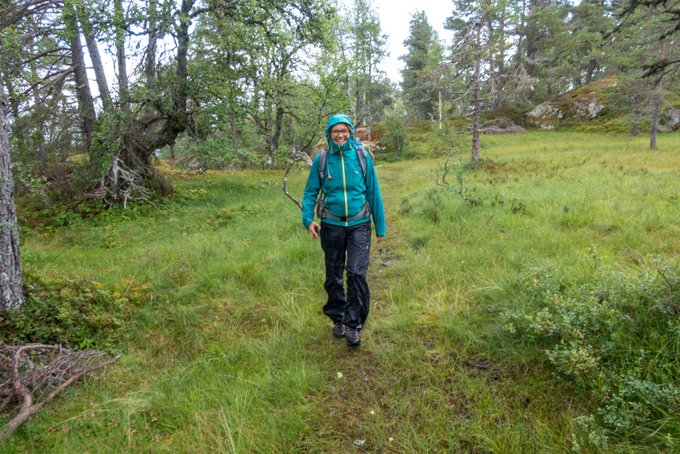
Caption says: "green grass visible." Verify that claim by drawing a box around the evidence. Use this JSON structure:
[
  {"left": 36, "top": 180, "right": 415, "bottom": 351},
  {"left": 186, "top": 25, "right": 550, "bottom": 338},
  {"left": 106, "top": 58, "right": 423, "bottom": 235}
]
[{"left": 3, "top": 130, "right": 680, "bottom": 452}]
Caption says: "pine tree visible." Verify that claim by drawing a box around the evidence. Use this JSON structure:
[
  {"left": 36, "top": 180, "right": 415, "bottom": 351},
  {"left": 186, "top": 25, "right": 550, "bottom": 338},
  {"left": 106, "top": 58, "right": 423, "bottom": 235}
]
[
  {"left": 400, "top": 11, "right": 440, "bottom": 122},
  {"left": 347, "top": 0, "right": 388, "bottom": 137}
]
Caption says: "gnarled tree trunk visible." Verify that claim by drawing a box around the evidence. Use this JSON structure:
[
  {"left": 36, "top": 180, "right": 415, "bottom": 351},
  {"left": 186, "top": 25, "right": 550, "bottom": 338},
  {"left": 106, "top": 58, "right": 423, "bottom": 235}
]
[
  {"left": 114, "top": 0, "right": 131, "bottom": 115},
  {"left": 93, "top": 0, "right": 197, "bottom": 204}
]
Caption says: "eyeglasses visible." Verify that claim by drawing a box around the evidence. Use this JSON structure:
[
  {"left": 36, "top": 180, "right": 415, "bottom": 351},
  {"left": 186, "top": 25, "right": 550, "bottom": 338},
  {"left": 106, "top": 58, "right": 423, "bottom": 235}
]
[{"left": 331, "top": 129, "right": 350, "bottom": 136}]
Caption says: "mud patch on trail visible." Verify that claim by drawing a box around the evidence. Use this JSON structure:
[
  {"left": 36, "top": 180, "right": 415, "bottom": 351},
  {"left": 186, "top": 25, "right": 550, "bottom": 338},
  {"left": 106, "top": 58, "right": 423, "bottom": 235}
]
[{"left": 377, "top": 255, "right": 399, "bottom": 273}]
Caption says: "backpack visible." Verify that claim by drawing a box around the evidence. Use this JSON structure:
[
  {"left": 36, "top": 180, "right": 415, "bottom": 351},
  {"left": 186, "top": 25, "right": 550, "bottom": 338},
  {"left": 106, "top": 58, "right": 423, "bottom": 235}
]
[
  {"left": 316, "top": 144, "right": 370, "bottom": 222},
  {"left": 317, "top": 143, "right": 368, "bottom": 186}
]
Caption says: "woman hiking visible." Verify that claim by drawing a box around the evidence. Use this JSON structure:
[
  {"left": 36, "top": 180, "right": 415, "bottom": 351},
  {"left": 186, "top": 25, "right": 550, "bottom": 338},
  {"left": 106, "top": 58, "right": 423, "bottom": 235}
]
[{"left": 301, "top": 114, "right": 386, "bottom": 346}]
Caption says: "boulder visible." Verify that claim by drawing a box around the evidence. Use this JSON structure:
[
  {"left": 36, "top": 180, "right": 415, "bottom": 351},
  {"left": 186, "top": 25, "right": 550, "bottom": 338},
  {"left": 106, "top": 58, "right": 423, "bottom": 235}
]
[
  {"left": 663, "top": 108, "right": 680, "bottom": 130},
  {"left": 575, "top": 98, "right": 605, "bottom": 118},
  {"left": 480, "top": 125, "right": 527, "bottom": 134},
  {"left": 526, "top": 92, "right": 607, "bottom": 129},
  {"left": 526, "top": 103, "right": 564, "bottom": 129},
  {"left": 479, "top": 117, "right": 526, "bottom": 134}
]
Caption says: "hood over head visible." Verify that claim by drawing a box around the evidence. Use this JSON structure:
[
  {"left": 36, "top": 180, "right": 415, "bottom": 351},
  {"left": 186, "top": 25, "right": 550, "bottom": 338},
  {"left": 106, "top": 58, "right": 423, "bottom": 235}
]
[{"left": 325, "top": 114, "right": 358, "bottom": 152}]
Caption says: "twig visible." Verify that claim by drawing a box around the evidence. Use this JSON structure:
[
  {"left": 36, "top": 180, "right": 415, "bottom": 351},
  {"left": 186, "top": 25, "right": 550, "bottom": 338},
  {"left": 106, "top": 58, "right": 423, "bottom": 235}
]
[{"left": 283, "top": 150, "right": 313, "bottom": 211}]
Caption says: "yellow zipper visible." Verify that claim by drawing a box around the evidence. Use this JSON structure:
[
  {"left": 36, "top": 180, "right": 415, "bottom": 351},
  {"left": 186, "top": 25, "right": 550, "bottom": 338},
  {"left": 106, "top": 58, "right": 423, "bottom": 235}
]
[{"left": 341, "top": 151, "right": 348, "bottom": 224}]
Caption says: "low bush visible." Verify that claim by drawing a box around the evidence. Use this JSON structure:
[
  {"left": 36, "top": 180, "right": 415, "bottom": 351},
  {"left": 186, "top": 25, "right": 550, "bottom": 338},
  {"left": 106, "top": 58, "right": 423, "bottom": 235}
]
[
  {"left": 0, "top": 272, "right": 150, "bottom": 351},
  {"left": 503, "top": 256, "right": 680, "bottom": 450},
  {"left": 379, "top": 112, "right": 408, "bottom": 153}
]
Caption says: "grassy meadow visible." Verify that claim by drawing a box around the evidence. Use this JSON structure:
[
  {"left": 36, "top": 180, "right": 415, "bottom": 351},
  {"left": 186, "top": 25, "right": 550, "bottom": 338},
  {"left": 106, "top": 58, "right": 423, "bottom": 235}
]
[{"left": 2, "top": 130, "right": 679, "bottom": 452}]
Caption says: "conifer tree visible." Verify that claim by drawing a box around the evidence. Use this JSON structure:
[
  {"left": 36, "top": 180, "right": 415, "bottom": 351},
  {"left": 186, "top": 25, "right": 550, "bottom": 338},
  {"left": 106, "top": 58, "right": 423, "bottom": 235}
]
[
  {"left": 401, "top": 11, "right": 440, "bottom": 122},
  {"left": 347, "top": 0, "right": 388, "bottom": 138}
]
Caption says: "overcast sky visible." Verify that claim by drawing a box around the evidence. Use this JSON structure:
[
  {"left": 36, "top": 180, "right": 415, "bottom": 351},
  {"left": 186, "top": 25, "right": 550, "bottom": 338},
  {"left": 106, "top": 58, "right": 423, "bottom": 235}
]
[{"left": 370, "top": 0, "right": 454, "bottom": 84}]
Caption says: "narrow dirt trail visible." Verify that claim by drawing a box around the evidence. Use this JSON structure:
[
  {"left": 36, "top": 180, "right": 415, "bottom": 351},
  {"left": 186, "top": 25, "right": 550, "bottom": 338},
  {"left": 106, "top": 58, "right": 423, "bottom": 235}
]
[{"left": 298, "top": 168, "right": 479, "bottom": 452}]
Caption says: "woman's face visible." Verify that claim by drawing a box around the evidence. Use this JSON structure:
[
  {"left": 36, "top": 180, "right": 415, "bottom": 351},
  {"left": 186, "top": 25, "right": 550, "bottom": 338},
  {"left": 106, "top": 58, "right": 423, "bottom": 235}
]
[{"left": 330, "top": 124, "right": 351, "bottom": 146}]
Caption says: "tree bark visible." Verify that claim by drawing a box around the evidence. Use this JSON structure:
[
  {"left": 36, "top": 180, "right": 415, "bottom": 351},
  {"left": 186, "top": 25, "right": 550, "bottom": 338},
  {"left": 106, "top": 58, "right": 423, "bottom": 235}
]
[
  {"left": 489, "top": 19, "right": 506, "bottom": 110},
  {"left": 78, "top": 7, "right": 112, "bottom": 111},
  {"left": 438, "top": 89, "right": 442, "bottom": 129},
  {"left": 114, "top": 0, "right": 131, "bottom": 115},
  {"left": 230, "top": 117, "right": 238, "bottom": 148},
  {"left": 64, "top": 0, "right": 96, "bottom": 150},
  {"left": 649, "top": 39, "right": 666, "bottom": 150},
  {"left": 28, "top": 45, "right": 48, "bottom": 171},
  {"left": 270, "top": 105, "right": 284, "bottom": 160},
  {"left": 471, "top": 24, "right": 482, "bottom": 163},
  {"left": 630, "top": 92, "right": 641, "bottom": 136},
  {"left": 146, "top": 0, "right": 158, "bottom": 85},
  {"left": 585, "top": 58, "right": 597, "bottom": 84},
  {"left": 0, "top": 71, "right": 24, "bottom": 311},
  {"left": 650, "top": 84, "right": 660, "bottom": 150},
  {"left": 0, "top": 66, "right": 19, "bottom": 120},
  {"left": 154, "top": 0, "right": 193, "bottom": 146},
  {"left": 524, "top": 0, "right": 540, "bottom": 79},
  {"left": 631, "top": 122, "right": 639, "bottom": 136}
]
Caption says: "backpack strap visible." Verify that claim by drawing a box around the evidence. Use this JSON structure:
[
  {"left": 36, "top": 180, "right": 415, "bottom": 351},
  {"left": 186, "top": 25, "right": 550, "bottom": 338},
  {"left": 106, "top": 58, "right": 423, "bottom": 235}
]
[
  {"left": 354, "top": 144, "right": 367, "bottom": 180},
  {"left": 317, "top": 201, "right": 370, "bottom": 222},
  {"left": 318, "top": 148, "right": 329, "bottom": 186}
]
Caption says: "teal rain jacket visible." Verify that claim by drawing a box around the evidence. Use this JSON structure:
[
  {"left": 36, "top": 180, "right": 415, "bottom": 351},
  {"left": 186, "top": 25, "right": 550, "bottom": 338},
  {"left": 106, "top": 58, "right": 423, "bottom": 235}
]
[{"left": 302, "top": 114, "right": 386, "bottom": 237}]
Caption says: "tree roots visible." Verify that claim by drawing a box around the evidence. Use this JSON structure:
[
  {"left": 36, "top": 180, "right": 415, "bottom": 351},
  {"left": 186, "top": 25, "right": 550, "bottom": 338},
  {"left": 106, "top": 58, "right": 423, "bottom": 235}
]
[{"left": 90, "top": 153, "right": 154, "bottom": 208}]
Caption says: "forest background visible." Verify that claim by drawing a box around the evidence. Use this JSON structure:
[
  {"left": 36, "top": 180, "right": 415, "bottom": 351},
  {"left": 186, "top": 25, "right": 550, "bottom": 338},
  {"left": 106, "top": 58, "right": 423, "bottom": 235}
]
[{"left": 0, "top": 0, "right": 679, "bottom": 452}]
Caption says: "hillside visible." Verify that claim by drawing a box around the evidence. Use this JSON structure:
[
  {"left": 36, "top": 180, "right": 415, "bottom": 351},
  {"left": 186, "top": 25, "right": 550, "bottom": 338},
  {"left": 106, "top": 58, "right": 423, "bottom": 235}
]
[{"left": 525, "top": 76, "right": 680, "bottom": 133}]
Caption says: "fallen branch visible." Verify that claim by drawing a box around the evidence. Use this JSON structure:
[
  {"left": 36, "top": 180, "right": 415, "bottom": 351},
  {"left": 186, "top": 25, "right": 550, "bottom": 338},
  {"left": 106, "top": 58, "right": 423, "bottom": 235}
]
[
  {"left": 0, "top": 344, "right": 119, "bottom": 440},
  {"left": 464, "top": 359, "right": 490, "bottom": 370}
]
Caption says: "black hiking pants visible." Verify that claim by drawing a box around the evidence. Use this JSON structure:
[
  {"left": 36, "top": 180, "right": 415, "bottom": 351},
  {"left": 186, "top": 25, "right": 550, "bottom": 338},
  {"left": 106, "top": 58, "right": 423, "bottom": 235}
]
[{"left": 320, "top": 221, "right": 371, "bottom": 330}]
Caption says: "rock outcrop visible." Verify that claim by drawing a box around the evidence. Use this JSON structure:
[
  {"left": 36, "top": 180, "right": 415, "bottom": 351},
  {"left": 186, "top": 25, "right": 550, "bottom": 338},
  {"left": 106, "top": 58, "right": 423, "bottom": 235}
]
[
  {"left": 663, "top": 108, "right": 680, "bottom": 131},
  {"left": 526, "top": 77, "right": 616, "bottom": 129},
  {"left": 527, "top": 92, "right": 607, "bottom": 129}
]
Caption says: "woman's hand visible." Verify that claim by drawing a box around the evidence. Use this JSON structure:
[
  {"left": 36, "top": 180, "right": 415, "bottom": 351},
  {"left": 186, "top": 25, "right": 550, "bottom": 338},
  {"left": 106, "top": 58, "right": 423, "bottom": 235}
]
[{"left": 308, "top": 222, "right": 321, "bottom": 239}]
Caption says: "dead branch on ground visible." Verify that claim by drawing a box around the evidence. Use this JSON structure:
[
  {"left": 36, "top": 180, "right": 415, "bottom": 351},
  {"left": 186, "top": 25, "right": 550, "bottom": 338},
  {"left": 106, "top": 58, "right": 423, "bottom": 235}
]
[{"left": 0, "top": 344, "right": 119, "bottom": 440}]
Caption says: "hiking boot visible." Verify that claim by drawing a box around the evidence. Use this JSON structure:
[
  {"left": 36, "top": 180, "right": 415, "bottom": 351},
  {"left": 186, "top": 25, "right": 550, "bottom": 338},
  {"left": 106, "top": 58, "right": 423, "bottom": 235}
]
[
  {"left": 332, "top": 322, "right": 346, "bottom": 338},
  {"left": 345, "top": 327, "right": 361, "bottom": 346}
]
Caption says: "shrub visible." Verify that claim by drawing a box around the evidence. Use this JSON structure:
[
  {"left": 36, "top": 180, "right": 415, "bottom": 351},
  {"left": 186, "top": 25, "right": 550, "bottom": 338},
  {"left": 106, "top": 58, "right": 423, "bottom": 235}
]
[
  {"left": 503, "top": 256, "right": 680, "bottom": 449},
  {"left": 379, "top": 111, "right": 408, "bottom": 153},
  {"left": 0, "top": 272, "right": 149, "bottom": 351}
]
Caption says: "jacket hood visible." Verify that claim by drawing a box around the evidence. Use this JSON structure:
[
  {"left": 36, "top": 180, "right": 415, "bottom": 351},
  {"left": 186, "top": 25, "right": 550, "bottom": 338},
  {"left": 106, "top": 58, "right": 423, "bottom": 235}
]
[{"left": 325, "top": 114, "right": 357, "bottom": 152}]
